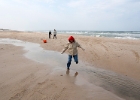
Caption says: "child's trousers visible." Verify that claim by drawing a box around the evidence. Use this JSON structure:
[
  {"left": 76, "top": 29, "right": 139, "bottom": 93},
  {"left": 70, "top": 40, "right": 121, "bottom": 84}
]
[{"left": 67, "top": 55, "right": 78, "bottom": 69}]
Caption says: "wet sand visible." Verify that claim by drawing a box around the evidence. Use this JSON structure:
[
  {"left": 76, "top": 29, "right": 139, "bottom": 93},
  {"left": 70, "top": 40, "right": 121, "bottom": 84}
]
[{"left": 0, "top": 30, "right": 140, "bottom": 100}]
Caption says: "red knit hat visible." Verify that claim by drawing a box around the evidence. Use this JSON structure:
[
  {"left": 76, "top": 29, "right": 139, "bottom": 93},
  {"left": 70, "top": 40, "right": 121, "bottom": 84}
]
[{"left": 68, "top": 36, "right": 75, "bottom": 42}]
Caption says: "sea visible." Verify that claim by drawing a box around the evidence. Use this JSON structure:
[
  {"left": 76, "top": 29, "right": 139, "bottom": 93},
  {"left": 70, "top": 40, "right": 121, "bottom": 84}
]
[{"left": 34, "top": 30, "right": 140, "bottom": 40}]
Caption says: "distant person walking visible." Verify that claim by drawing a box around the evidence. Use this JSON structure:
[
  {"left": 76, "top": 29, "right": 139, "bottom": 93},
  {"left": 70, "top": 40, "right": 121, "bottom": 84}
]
[
  {"left": 53, "top": 29, "right": 57, "bottom": 39},
  {"left": 49, "top": 31, "right": 52, "bottom": 39}
]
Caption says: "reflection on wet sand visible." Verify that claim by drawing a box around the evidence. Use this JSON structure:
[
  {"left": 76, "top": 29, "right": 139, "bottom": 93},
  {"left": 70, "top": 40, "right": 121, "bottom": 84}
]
[
  {"left": 66, "top": 70, "right": 78, "bottom": 77},
  {"left": 66, "top": 70, "right": 70, "bottom": 75},
  {"left": 74, "top": 72, "right": 78, "bottom": 77}
]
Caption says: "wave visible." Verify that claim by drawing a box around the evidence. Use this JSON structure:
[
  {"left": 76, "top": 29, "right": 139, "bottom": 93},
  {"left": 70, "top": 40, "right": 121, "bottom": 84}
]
[
  {"left": 71, "top": 31, "right": 140, "bottom": 39},
  {"left": 32, "top": 30, "right": 140, "bottom": 39}
]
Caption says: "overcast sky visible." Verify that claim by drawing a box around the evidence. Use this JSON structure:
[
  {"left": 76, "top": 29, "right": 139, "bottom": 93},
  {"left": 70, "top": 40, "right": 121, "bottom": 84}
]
[{"left": 0, "top": 0, "right": 140, "bottom": 31}]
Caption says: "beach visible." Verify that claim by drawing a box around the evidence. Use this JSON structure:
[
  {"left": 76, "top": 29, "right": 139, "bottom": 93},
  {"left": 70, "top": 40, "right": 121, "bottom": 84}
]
[{"left": 0, "top": 30, "right": 140, "bottom": 100}]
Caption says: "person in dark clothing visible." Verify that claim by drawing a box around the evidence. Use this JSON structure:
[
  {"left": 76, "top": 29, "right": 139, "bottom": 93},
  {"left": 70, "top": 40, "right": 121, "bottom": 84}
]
[{"left": 49, "top": 31, "right": 52, "bottom": 39}]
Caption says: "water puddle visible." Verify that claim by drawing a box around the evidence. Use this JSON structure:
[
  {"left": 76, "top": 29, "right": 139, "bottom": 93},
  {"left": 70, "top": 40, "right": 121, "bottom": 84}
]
[
  {"left": 0, "top": 38, "right": 70, "bottom": 68},
  {"left": 0, "top": 38, "right": 140, "bottom": 100}
]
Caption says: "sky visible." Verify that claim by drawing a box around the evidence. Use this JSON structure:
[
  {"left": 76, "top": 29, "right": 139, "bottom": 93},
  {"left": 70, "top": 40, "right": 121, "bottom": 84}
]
[{"left": 0, "top": 0, "right": 140, "bottom": 31}]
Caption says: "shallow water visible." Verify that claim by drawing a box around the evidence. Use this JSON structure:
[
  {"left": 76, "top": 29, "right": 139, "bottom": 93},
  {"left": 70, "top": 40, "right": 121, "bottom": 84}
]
[
  {"left": 0, "top": 38, "right": 67, "bottom": 66},
  {"left": 0, "top": 38, "right": 140, "bottom": 100}
]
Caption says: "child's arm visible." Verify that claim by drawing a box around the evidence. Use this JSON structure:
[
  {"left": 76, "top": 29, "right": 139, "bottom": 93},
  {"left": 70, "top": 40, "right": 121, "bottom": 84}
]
[
  {"left": 77, "top": 42, "right": 85, "bottom": 51},
  {"left": 61, "top": 43, "right": 69, "bottom": 54}
]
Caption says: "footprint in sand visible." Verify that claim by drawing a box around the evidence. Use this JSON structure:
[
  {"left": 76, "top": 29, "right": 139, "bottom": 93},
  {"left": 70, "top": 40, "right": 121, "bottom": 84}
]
[{"left": 66, "top": 70, "right": 78, "bottom": 77}]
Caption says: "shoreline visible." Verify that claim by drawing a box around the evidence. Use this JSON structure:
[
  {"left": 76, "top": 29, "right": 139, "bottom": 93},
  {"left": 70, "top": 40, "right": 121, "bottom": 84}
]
[{"left": 1, "top": 29, "right": 140, "bottom": 40}]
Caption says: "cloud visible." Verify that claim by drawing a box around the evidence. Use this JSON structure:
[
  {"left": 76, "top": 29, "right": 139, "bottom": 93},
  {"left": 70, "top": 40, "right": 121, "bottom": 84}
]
[
  {"left": 68, "top": 0, "right": 86, "bottom": 8},
  {"left": 0, "top": 0, "right": 140, "bottom": 31},
  {"left": 39, "top": 0, "right": 55, "bottom": 3},
  {"left": 0, "top": 0, "right": 57, "bottom": 30}
]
